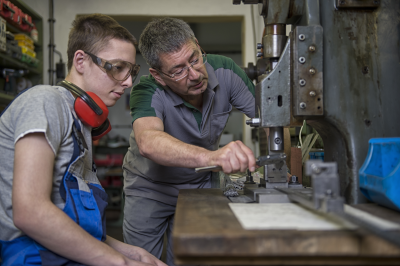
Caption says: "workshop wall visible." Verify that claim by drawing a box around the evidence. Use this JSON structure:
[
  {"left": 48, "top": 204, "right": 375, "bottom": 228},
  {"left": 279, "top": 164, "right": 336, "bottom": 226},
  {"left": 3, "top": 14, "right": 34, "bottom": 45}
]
[{"left": 24, "top": 0, "right": 264, "bottom": 151}]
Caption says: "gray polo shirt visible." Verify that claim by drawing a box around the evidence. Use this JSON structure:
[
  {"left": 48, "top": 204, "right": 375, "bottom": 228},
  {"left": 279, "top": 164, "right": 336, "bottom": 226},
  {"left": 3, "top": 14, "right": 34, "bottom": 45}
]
[{"left": 123, "top": 54, "right": 255, "bottom": 206}]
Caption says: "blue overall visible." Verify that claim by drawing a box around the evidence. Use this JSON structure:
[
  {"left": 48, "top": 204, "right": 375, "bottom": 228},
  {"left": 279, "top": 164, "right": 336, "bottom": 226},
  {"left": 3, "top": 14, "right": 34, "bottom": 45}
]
[{"left": 0, "top": 92, "right": 108, "bottom": 265}]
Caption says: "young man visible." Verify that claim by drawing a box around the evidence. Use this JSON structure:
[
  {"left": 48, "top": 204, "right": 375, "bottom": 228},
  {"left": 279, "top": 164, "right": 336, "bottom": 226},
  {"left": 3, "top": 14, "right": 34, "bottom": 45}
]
[
  {"left": 123, "top": 17, "right": 256, "bottom": 265},
  {"left": 0, "top": 14, "right": 166, "bottom": 266}
]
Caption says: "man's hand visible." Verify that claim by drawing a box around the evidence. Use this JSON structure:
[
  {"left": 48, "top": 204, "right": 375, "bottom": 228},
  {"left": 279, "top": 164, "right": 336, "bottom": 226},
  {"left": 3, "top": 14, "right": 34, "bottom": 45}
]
[{"left": 207, "top": 140, "right": 256, "bottom": 173}]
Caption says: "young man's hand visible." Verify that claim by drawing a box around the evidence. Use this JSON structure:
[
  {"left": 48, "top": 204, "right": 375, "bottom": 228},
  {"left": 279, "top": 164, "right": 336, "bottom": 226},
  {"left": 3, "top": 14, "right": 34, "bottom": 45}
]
[{"left": 124, "top": 246, "right": 167, "bottom": 266}]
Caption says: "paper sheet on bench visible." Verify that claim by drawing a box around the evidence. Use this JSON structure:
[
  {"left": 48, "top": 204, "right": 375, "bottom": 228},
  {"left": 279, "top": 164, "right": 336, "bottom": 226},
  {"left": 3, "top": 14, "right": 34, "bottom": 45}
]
[{"left": 229, "top": 203, "right": 355, "bottom": 230}]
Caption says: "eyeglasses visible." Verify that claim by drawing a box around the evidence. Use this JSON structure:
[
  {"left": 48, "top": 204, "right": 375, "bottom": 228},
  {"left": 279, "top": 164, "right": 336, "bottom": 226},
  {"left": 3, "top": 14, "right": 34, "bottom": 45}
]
[
  {"left": 84, "top": 51, "right": 140, "bottom": 82},
  {"left": 157, "top": 47, "right": 207, "bottom": 82}
]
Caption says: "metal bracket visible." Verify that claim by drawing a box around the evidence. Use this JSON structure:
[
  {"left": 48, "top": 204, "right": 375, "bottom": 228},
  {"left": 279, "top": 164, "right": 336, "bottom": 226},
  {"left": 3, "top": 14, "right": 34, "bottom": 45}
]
[
  {"left": 257, "top": 154, "right": 288, "bottom": 186},
  {"left": 255, "top": 39, "right": 291, "bottom": 127},
  {"left": 306, "top": 160, "right": 344, "bottom": 213},
  {"left": 293, "top": 26, "right": 324, "bottom": 116}
]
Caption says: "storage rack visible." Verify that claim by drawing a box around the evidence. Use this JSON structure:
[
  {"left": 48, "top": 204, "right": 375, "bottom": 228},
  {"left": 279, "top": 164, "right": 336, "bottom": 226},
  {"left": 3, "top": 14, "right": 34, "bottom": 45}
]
[{"left": 0, "top": 0, "right": 43, "bottom": 111}]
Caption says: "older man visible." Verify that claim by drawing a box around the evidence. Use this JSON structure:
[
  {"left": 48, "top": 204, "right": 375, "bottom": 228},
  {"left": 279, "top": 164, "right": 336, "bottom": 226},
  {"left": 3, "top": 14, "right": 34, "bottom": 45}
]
[{"left": 123, "top": 17, "right": 256, "bottom": 265}]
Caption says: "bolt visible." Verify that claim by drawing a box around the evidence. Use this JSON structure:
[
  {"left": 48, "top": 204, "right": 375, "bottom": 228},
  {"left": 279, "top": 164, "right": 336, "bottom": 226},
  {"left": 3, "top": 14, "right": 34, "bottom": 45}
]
[
  {"left": 299, "top": 57, "right": 306, "bottom": 64},
  {"left": 257, "top": 43, "right": 263, "bottom": 49},
  {"left": 299, "top": 79, "right": 306, "bottom": 86},
  {"left": 309, "top": 91, "right": 316, "bottom": 97},
  {"left": 311, "top": 163, "right": 321, "bottom": 174},
  {"left": 267, "top": 155, "right": 270, "bottom": 159},
  {"left": 256, "top": 52, "right": 263, "bottom": 58},
  {"left": 309, "top": 45, "right": 316, "bottom": 52},
  {"left": 340, "top": 0, "right": 345, "bottom": 5},
  {"left": 299, "top": 102, "right": 307, "bottom": 109},
  {"left": 274, "top": 138, "right": 282, "bottom": 145},
  {"left": 326, "top": 189, "right": 333, "bottom": 196},
  {"left": 299, "top": 34, "right": 305, "bottom": 41},
  {"left": 309, "top": 68, "right": 316, "bottom": 75}
]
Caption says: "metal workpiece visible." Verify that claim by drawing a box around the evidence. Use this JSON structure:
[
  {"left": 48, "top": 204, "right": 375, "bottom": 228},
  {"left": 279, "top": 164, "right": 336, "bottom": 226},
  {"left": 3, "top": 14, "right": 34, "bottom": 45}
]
[
  {"left": 264, "top": 163, "right": 288, "bottom": 184},
  {"left": 292, "top": 25, "right": 323, "bottom": 116},
  {"left": 269, "top": 126, "right": 284, "bottom": 151},
  {"left": 255, "top": 38, "right": 291, "bottom": 127},
  {"left": 256, "top": 153, "right": 288, "bottom": 185}
]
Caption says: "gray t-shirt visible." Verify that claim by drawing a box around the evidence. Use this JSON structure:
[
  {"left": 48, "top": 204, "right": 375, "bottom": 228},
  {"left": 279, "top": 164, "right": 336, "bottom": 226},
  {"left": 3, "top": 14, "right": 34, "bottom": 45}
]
[
  {"left": 123, "top": 54, "right": 255, "bottom": 206},
  {"left": 0, "top": 85, "right": 93, "bottom": 241}
]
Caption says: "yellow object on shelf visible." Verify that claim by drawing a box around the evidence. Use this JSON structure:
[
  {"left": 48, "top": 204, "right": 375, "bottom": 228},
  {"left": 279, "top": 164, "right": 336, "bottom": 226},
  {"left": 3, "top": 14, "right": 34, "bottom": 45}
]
[
  {"left": 14, "top": 34, "right": 35, "bottom": 54},
  {"left": 17, "top": 40, "right": 34, "bottom": 50},
  {"left": 20, "top": 45, "right": 36, "bottom": 58}
]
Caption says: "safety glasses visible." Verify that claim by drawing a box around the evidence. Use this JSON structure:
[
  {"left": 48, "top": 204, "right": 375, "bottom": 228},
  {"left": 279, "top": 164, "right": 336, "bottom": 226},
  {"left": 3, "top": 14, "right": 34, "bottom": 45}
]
[
  {"left": 84, "top": 51, "right": 140, "bottom": 82},
  {"left": 156, "top": 46, "right": 207, "bottom": 82}
]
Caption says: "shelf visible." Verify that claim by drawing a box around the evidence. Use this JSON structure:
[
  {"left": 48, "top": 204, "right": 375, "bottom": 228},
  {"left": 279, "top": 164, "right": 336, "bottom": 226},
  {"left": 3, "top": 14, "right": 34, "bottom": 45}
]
[
  {"left": 9, "top": 0, "right": 42, "bottom": 20},
  {"left": 0, "top": 91, "right": 14, "bottom": 105},
  {"left": 5, "top": 23, "right": 41, "bottom": 47},
  {"left": 0, "top": 52, "right": 41, "bottom": 74}
]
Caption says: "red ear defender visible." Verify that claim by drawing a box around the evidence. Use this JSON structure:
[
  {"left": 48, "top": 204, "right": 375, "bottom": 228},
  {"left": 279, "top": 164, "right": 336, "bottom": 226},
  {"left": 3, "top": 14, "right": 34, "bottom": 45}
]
[
  {"left": 74, "top": 92, "right": 108, "bottom": 128},
  {"left": 57, "top": 80, "right": 112, "bottom": 140}
]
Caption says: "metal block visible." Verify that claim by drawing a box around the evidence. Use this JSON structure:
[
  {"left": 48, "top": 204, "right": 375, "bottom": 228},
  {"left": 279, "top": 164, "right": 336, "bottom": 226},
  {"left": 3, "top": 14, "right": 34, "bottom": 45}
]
[
  {"left": 305, "top": 160, "right": 344, "bottom": 213},
  {"left": 293, "top": 26, "right": 323, "bottom": 116},
  {"left": 244, "top": 186, "right": 291, "bottom": 203},
  {"left": 255, "top": 39, "right": 291, "bottom": 127}
]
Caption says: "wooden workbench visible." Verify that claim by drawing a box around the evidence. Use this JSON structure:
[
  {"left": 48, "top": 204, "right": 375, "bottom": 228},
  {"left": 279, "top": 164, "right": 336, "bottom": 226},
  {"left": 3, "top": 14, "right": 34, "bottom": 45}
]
[{"left": 173, "top": 189, "right": 400, "bottom": 265}]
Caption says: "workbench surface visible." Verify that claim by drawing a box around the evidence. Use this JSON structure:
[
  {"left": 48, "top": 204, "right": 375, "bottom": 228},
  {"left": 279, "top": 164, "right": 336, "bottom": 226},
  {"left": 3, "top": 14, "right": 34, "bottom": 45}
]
[{"left": 173, "top": 189, "right": 400, "bottom": 265}]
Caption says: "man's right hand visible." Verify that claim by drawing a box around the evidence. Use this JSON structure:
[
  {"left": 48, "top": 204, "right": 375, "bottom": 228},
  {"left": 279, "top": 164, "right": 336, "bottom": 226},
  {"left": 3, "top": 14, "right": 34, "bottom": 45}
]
[{"left": 206, "top": 140, "right": 256, "bottom": 174}]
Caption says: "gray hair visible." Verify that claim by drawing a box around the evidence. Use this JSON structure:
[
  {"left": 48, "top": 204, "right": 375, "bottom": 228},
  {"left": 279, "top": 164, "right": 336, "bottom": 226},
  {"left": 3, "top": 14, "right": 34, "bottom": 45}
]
[{"left": 139, "top": 17, "right": 196, "bottom": 70}]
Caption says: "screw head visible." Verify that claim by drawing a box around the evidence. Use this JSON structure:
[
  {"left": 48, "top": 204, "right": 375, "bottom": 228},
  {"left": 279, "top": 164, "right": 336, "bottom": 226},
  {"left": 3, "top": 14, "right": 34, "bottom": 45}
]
[
  {"left": 274, "top": 138, "right": 282, "bottom": 145},
  {"left": 309, "top": 68, "right": 316, "bottom": 75},
  {"left": 299, "top": 34, "right": 305, "bottom": 41},
  {"left": 299, "top": 79, "right": 306, "bottom": 86},
  {"left": 309, "top": 91, "right": 316, "bottom": 97},
  {"left": 299, "top": 57, "right": 306, "bottom": 64},
  {"left": 299, "top": 102, "right": 307, "bottom": 109},
  {"left": 311, "top": 163, "right": 321, "bottom": 174},
  {"left": 309, "top": 45, "right": 316, "bottom": 52}
]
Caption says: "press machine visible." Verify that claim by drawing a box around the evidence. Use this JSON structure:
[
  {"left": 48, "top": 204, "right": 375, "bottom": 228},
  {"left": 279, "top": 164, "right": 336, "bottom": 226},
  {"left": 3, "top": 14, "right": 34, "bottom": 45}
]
[
  {"left": 172, "top": 1, "right": 400, "bottom": 264},
  {"left": 236, "top": 0, "right": 400, "bottom": 205}
]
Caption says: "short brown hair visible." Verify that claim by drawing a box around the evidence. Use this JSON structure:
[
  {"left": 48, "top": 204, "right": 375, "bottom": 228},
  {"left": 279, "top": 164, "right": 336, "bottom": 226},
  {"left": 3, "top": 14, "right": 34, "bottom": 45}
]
[{"left": 67, "top": 14, "right": 137, "bottom": 71}]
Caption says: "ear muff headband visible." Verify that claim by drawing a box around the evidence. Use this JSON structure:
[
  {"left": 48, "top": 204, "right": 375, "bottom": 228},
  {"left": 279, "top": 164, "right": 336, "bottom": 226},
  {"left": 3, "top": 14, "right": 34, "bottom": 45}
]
[
  {"left": 58, "top": 80, "right": 103, "bottom": 115},
  {"left": 57, "top": 80, "right": 109, "bottom": 128}
]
